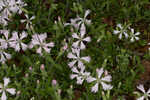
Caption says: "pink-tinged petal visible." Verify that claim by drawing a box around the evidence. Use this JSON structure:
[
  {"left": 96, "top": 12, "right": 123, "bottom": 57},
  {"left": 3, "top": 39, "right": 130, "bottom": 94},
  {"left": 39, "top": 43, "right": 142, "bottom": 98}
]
[
  {"left": 101, "top": 75, "right": 112, "bottom": 82},
  {"left": 3, "top": 30, "right": 9, "bottom": 39},
  {"left": 101, "top": 82, "right": 113, "bottom": 90},
  {"left": 81, "top": 56, "right": 91, "bottom": 62},
  {"left": 72, "top": 41, "right": 80, "bottom": 48},
  {"left": 20, "top": 31, "right": 27, "bottom": 39},
  {"left": 137, "top": 96, "right": 145, "bottom": 100},
  {"left": 96, "top": 68, "right": 104, "bottom": 78},
  {"left": 21, "top": 43, "right": 27, "bottom": 51},
  {"left": 39, "top": 33, "right": 47, "bottom": 42},
  {"left": 68, "top": 60, "right": 77, "bottom": 68},
  {"left": 36, "top": 47, "right": 42, "bottom": 55},
  {"left": 113, "top": 30, "right": 120, "bottom": 34},
  {"left": 15, "top": 43, "right": 20, "bottom": 52},
  {"left": 77, "top": 61, "right": 84, "bottom": 69},
  {"left": 70, "top": 74, "right": 78, "bottom": 79},
  {"left": 72, "top": 33, "right": 79, "bottom": 39},
  {"left": 137, "top": 84, "right": 146, "bottom": 93},
  {"left": 86, "top": 76, "right": 96, "bottom": 83},
  {"left": 71, "top": 67, "right": 79, "bottom": 73},
  {"left": 91, "top": 83, "right": 99, "bottom": 93},
  {"left": 67, "top": 53, "right": 77, "bottom": 59},
  {"left": 77, "top": 77, "right": 84, "bottom": 84},
  {"left": 80, "top": 24, "right": 86, "bottom": 38},
  {"left": 83, "top": 37, "right": 91, "bottom": 42},
  {"left": 12, "top": 31, "right": 19, "bottom": 40},
  {"left": 4, "top": 77, "right": 10, "bottom": 87},
  {"left": 4, "top": 52, "right": 11, "bottom": 60},
  {"left": 6, "top": 88, "right": 16, "bottom": 95},
  {"left": 43, "top": 47, "right": 51, "bottom": 53},
  {"left": 80, "top": 41, "right": 85, "bottom": 50},
  {"left": 46, "top": 42, "right": 54, "bottom": 47},
  {"left": 1, "top": 91, "right": 7, "bottom": 100}
]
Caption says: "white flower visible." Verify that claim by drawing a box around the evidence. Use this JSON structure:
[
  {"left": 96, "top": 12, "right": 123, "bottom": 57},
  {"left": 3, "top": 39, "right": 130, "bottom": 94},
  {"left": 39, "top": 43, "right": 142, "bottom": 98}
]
[
  {"left": 76, "top": 9, "right": 91, "bottom": 26},
  {"left": 67, "top": 48, "right": 91, "bottom": 68},
  {"left": 0, "top": 47, "right": 11, "bottom": 64},
  {"left": 21, "top": 14, "right": 35, "bottom": 29},
  {"left": 0, "top": 77, "right": 16, "bottom": 100},
  {"left": 130, "top": 28, "right": 140, "bottom": 42},
  {"left": 64, "top": 9, "right": 91, "bottom": 30},
  {"left": 136, "top": 84, "right": 150, "bottom": 100},
  {"left": 70, "top": 66, "right": 90, "bottom": 84},
  {"left": 87, "top": 68, "right": 113, "bottom": 93},
  {"left": 64, "top": 18, "right": 80, "bottom": 30},
  {"left": 29, "top": 33, "right": 54, "bottom": 55},
  {"left": 72, "top": 24, "right": 91, "bottom": 50},
  {"left": 113, "top": 24, "right": 128, "bottom": 39},
  {"left": 9, "top": 31, "right": 28, "bottom": 52}
]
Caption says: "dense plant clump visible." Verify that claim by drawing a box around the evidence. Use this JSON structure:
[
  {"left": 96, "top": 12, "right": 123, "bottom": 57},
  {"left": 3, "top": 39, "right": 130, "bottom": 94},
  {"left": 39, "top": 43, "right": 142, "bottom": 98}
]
[{"left": 0, "top": 0, "right": 150, "bottom": 100}]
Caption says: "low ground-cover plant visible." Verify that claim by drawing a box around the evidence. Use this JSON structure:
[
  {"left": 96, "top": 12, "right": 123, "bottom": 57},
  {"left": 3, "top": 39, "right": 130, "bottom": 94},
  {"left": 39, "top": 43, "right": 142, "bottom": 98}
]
[{"left": 0, "top": 0, "right": 150, "bottom": 100}]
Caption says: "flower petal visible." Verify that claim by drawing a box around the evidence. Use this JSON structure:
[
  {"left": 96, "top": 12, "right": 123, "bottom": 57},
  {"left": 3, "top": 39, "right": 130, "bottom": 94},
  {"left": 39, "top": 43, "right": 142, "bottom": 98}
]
[
  {"left": 4, "top": 77, "right": 10, "bottom": 87},
  {"left": 6, "top": 88, "right": 16, "bottom": 95},
  {"left": 137, "top": 84, "right": 145, "bottom": 93},
  {"left": 1, "top": 91, "right": 7, "bottom": 100},
  {"left": 101, "top": 82, "right": 113, "bottom": 90},
  {"left": 91, "top": 83, "right": 99, "bottom": 93}
]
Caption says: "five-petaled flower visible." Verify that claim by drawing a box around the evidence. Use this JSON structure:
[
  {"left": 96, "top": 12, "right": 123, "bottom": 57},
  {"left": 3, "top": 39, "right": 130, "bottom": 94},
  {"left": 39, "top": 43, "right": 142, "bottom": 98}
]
[
  {"left": 87, "top": 68, "right": 113, "bottom": 93},
  {"left": 29, "top": 33, "right": 54, "bottom": 55},
  {"left": 113, "top": 24, "right": 128, "bottom": 39},
  {"left": 0, "top": 77, "right": 16, "bottom": 100},
  {"left": 72, "top": 24, "right": 91, "bottom": 50},
  {"left": 9, "top": 31, "right": 28, "bottom": 52},
  {"left": 70, "top": 66, "right": 90, "bottom": 84},
  {"left": 67, "top": 48, "right": 91, "bottom": 68},
  {"left": 21, "top": 14, "right": 35, "bottom": 29},
  {"left": 136, "top": 84, "right": 150, "bottom": 100},
  {"left": 129, "top": 28, "right": 140, "bottom": 42}
]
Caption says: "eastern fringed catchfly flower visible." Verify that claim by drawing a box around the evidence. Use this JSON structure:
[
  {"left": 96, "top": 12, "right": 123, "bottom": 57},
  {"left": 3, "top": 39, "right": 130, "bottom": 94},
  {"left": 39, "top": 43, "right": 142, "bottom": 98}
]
[
  {"left": 72, "top": 24, "right": 91, "bottom": 50},
  {"left": 0, "top": 77, "right": 16, "bottom": 100},
  {"left": 87, "top": 68, "right": 113, "bottom": 93},
  {"left": 113, "top": 24, "right": 128, "bottom": 39},
  {"left": 29, "top": 33, "right": 54, "bottom": 55},
  {"left": 70, "top": 66, "right": 91, "bottom": 84},
  {"left": 135, "top": 84, "right": 150, "bottom": 100},
  {"left": 21, "top": 14, "right": 35, "bottom": 29},
  {"left": 67, "top": 48, "right": 91, "bottom": 68},
  {"left": 64, "top": 9, "right": 91, "bottom": 30},
  {"left": 9, "top": 31, "right": 28, "bottom": 52},
  {"left": 129, "top": 28, "right": 140, "bottom": 42}
]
